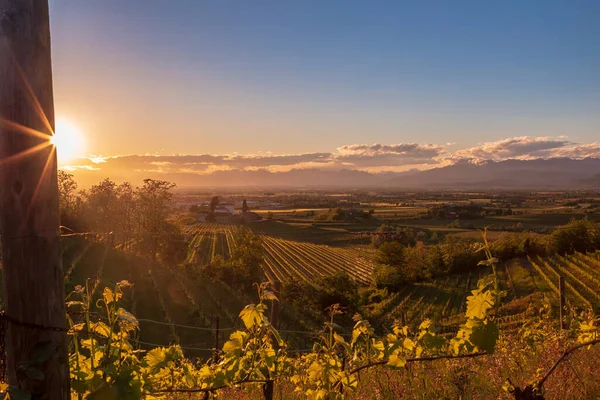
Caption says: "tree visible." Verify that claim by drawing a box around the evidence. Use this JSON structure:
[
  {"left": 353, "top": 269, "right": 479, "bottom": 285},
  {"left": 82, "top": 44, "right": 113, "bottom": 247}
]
[
  {"left": 372, "top": 264, "right": 407, "bottom": 289},
  {"left": 136, "top": 179, "right": 176, "bottom": 261},
  {"left": 83, "top": 178, "right": 118, "bottom": 232},
  {"left": 375, "top": 241, "right": 405, "bottom": 266},
  {"left": 550, "top": 218, "right": 600, "bottom": 255},
  {"left": 228, "top": 227, "right": 264, "bottom": 284},
  {"left": 242, "top": 198, "right": 249, "bottom": 213},
  {"left": 58, "top": 170, "right": 77, "bottom": 215},
  {"left": 115, "top": 182, "right": 136, "bottom": 249},
  {"left": 207, "top": 196, "right": 220, "bottom": 222},
  {"left": 209, "top": 196, "right": 219, "bottom": 212},
  {"left": 57, "top": 170, "right": 83, "bottom": 228}
]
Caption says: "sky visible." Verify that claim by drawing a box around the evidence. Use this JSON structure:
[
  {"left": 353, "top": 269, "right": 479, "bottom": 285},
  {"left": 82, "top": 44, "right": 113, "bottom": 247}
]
[{"left": 47, "top": 0, "right": 600, "bottom": 180}]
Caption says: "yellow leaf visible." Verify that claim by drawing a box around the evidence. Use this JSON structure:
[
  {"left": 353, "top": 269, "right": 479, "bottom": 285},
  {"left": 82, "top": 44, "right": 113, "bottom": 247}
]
[
  {"left": 387, "top": 353, "right": 406, "bottom": 369},
  {"left": 239, "top": 304, "right": 263, "bottom": 329}
]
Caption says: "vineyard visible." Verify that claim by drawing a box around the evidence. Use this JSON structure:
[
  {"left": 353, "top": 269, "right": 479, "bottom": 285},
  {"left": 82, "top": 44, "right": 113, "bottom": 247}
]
[
  {"left": 58, "top": 222, "right": 378, "bottom": 356},
  {"left": 58, "top": 221, "right": 600, "bottom": 360},
  {"left": 365, "top": 250, "right": 600, "bottom": 334},
  {"left": 185, "top": 223, "right": 374, "bottom": 285}
]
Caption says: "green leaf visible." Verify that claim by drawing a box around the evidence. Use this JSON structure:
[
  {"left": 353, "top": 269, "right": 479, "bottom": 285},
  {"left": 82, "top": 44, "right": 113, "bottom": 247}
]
[
  {"left": 418, "top": 319, "right": 432, "bottom": 331},
  {"left": 260, "top": 347, "right": 276, "bottom": 370},
  {"left": 371, "top": 339, "right": 385, "bottom": 353},
  {"left": 222, "top": 331, "right": 246, "bottom": 353},
  {"left": 90, "top": 321, "right": 111, "bottom": 338},
  {"left": 403, "top": 338, "right": 416, "bottom": 352},
  {"left": 469, "top": 320, "right": 499, "bottom": 353},
  {"left": 465, "top": 290, "right": 495, "bottom": 320},
  {"left": 86, "top": 382, "right": 119, "bottom": 400},
  {"left": 144, "top": 346, "right": 183, "bottom": 374}
]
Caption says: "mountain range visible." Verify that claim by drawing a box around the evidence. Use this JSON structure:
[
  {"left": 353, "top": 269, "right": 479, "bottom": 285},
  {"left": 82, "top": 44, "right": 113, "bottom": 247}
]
[
  {"left": 171, "top": 158, "right": 600, "bottom": 189},
  {"left": 72, "top": 158, "right": 600, "bottom": 190}
]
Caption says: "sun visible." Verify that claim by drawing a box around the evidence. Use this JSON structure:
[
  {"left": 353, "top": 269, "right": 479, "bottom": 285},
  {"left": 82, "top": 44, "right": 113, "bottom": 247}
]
[{"left": 51, "top": 118, "right": 86, "bottom": 162}]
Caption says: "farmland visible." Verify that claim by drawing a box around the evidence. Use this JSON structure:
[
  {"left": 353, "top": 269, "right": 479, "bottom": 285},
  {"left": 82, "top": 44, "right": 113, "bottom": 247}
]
[
  {"left": 58, "top": 213, "right": 600, "bottom": 357},
  {"left": 184, "top": 223, "right": 375, "bottom": 284},
  {"left": 31, "top": 186, "right": 600, "bottom": 358},
  {"left": 364, "top": 250, "right": 600, "bottom": 334}
]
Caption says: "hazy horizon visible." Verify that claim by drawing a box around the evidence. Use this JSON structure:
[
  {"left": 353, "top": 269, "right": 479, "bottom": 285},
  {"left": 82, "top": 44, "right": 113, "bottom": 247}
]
[{"left": 47, "top": 0, "right": 599, "bottom": 184}]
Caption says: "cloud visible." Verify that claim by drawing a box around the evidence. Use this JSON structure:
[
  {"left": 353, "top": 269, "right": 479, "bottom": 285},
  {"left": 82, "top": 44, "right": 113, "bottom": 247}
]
[
  {"left": 335, "top": 143, "right": 445, "bottom": 167},
  {"left": 450, "top": 136, "right": 573, "bottom": 162},
  {"left": 62, "top": 137, "right": 600, "bottom": 186},
  {"left": 546, "top": 142, "right": 600, "bottom": 159},
  {"left": 67, "top": 152, "right": 333, "bottom": 172}
]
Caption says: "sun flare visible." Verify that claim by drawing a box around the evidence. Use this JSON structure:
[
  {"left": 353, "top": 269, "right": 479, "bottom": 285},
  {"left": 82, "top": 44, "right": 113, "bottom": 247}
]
[{"left": 51, "top": 118, "right": 85, "bottom": 162}]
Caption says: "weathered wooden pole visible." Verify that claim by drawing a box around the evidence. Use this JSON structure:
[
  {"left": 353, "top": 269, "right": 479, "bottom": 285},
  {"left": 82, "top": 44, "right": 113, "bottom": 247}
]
[
  {"left": 213, "top": 316, "right": 220, "bottom": 363},
  {"left": 558, "top": 276, "right": 565, "bottom": 330},
  {"left": 262, "top": 281, "right": 282, "bottom": 400},
  {"left": 0, "top": 0, "right": 70, "bottom": 398}
]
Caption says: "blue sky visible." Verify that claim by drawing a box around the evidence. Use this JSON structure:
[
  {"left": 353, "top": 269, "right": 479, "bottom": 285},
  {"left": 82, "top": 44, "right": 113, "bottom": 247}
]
[{"left": 48, "top": 0, "right": 599, "bottom": 172}]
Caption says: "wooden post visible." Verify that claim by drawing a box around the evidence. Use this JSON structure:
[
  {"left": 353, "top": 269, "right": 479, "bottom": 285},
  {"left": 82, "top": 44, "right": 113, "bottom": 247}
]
[
  {"left": 263, "top": 281, "right": 281, "bottom": 400},
  {"left": 559, "top": 276, "right": 565, "bottom": 330},
  {"left": 213, "top": 316, "right": 220, "bottom": 363},
  {"left": 340, "top": 357, "right": 346, "bottom": 395},
  {"left": 0, "top": 1, "right": 70, "bottom": 398}
]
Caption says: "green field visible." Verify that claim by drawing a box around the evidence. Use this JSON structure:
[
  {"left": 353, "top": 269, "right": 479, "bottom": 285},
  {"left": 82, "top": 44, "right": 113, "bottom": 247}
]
[
  {"left": 364, "top": 250, "right": 600, "bottom": 334},
  {"left": 58, "top": 218, "right": 600, "bottom": 358}
]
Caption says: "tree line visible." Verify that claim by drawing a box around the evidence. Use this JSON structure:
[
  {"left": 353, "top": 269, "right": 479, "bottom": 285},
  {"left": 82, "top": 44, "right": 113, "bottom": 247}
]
[
  {"left": 372, "top": 218, "right": 600, "bottom": 289},
  {"left": 58, "top": 171, "right": 185, "bottom": 264}
]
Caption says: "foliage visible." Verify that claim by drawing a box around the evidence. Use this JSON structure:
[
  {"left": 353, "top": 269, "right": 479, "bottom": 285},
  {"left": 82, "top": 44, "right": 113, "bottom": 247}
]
[
  {"left": 314, "top": 207, "right": 372, "bottom": 222},
  {"left": 204, "top": 227, "right": 264, "bottom": 288},
  {"left": 549, "top": 218, "right": 600, "bottom": 255},
  {"left": 58, "top": 170, "right": 83, "bottom": 228},
  {"left": 371, "top": 263, "right": 407, "bottom": 289},
  {"left": 373, "top": 236, "right": 484, "bottom": 288},
  {"left": 4, "top": 237, "right": 600, "bottom": 399},
  {"left": 282, "top": 272, "right": 361, "bottom": 327},
  {"left": 23, "top": 274, "right": 498, "bottom": 400},
  {"left": 56, "top": 174, "right": 182, "bottom": 263},
  {"left": 488, "top": 232, "right": 549, "bottom": 260}
]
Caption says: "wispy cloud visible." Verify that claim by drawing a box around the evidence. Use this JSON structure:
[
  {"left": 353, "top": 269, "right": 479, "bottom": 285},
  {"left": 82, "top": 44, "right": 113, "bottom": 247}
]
[
  {"left": 449, "top": 136, "right": 574, "bottom": 162},
  {"left": 63, "top": 136, "right": 599, "bottom": 183},
  {"left": 335, "top": 143, "right": 445, "bottom": 167}
]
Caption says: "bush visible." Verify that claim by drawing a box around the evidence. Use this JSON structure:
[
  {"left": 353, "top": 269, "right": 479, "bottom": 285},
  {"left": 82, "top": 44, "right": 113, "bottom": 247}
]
[
  {"left": 549, "top": 218, "right": 600, "bottom": 255},
  {"left": 372, "top": 264, "right": 407, "bottom": 289},
  {"left": 281, "top": 272, "right": 360, "bottom": 325}
]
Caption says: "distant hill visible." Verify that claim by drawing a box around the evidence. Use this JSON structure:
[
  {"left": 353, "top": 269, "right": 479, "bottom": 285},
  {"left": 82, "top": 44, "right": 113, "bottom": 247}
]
[
  {"left": 387, "top": 158, "right": 600, "bottom": 189},
  {"left": 179, "top": 158, "right": 600, "bottom": 189},
  {"left": 72, "top": 158, "right": 600, "bottom": 190},
  {"left": 578, "top": 173, "right": 600, "bottom": 189}
]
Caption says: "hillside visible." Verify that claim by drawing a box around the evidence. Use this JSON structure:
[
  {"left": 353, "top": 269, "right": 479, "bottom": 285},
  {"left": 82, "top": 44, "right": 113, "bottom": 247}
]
[{"left": 58, "top": 222, "right": 600, "bottom": 359}]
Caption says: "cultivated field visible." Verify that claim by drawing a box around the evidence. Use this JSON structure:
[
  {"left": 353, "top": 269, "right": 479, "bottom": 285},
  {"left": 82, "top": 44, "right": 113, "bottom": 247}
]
[
  {"left": 59, "top": 219, "right": 600, "bottom": 356},
  {"left": 185, "top": 223, "right": 375, "bottom": 284}
]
